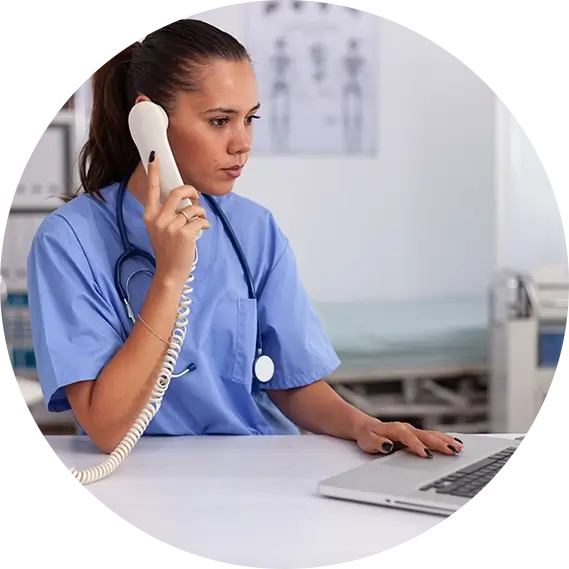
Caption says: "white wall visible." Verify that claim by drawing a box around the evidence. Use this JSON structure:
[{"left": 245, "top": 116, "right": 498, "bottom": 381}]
[{"left": 194, "top": 4, "right": 496, "bottom": 303}]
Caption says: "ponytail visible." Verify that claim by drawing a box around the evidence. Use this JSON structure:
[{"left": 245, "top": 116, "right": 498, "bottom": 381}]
[
  {"left": 67, "top": 19, "right": 250, "bottom": 202},
  {"left": 74, "top": 42, "right": 141, "bottom": 201}
]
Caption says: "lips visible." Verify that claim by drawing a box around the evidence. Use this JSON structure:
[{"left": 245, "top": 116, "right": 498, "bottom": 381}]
[{"left": 222, "top": 164, "right": 244, "bottom": 178}]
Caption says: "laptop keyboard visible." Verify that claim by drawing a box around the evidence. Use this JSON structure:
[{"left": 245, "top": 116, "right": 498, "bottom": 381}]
[{"left": 419, "top": 446, "right": 517, "bottom": 499}]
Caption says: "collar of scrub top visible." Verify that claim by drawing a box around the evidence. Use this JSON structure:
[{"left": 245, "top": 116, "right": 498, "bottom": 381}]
[{"left": 114, "top": 177, "right": 275, "bottom": 383}]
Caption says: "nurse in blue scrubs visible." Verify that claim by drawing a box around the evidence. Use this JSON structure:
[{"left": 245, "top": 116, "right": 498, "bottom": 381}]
[{"left": 27, "top": 18, "right": 463, "bottom": 458}]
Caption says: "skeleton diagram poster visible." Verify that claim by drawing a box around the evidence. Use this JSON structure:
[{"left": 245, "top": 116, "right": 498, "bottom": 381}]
[{"left": 244, "top": 1, "right": 379, "bottom": 155}]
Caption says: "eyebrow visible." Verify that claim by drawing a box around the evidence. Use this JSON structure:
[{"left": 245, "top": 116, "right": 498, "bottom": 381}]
[{"left": 204, "top": 103, "right": 261, "bottom": 114}]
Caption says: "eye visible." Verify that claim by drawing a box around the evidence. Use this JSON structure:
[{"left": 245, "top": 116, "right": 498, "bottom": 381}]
[
  {"left": 210, "top": 117, "right": 229, "bottom": 127},
  {"left": 247, "top": 115, "right": 261, "bottom": 124}
]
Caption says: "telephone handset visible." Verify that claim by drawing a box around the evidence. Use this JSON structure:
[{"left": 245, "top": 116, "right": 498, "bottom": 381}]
[
  {"left": 69, "top": 101, "right": 197, "bottom": 485},
  {"left": 128, "top": 101, "right": 202, "bottom": 239},
  {"left": 129, "top": 101, "right": 187, "bottom": 202}
]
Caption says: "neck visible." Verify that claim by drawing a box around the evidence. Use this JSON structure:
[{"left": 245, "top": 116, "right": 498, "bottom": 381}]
[{"left": 126, "top": 162, "right": 148, "bottom": 205}]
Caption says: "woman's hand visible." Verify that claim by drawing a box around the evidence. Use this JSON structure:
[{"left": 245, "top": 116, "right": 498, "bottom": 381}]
[
  {"left": 355, "top": 418, "right": 464, "bottom": 458},
  {"left": 143, "top": 151, "right": 210, "bottom": 286}
]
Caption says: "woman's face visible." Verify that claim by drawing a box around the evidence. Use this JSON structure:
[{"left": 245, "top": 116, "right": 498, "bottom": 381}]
[{"left": 165, "top": 59, "right": 259, "bottom": 196}]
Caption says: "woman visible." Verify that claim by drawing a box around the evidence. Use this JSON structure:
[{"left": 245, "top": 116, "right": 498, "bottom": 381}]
[{"left": 27, "top": 18, "right": 463, "bottom": 458}]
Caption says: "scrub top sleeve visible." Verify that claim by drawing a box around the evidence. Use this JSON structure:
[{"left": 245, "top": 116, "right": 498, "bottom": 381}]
[
  {"left": 27, "top": 214, "right": 125, "bottom": 412},
  {"left": 258, "top": 237, "right": 341, "bottom": 391}
]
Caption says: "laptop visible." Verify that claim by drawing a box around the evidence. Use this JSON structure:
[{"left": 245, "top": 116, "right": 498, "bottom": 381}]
[{"left": 318, "top": 434, "right": 521, "bottom": 516}]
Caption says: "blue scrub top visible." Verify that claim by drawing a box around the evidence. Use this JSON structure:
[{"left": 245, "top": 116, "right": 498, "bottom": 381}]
[{"left": 26, "top": 182, "right": 340, "bottom": 436}]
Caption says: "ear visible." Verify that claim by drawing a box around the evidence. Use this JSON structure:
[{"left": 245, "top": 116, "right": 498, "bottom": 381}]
[{"left": 134, "top": 94, "right": 152, "bottom": 105}]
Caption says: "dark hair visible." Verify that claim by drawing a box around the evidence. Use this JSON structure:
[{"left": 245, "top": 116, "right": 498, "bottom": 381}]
[{"left": 73, "top": 18, "right": 250, "bottom": 201}]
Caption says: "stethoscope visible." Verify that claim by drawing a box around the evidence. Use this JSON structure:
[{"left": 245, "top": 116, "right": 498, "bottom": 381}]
[{"left": 113, "top": 178, "right": 275, "bottom": 383}]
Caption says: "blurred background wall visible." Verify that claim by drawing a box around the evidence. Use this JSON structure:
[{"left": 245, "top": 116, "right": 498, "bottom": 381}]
[
  {"left": 196, "top": 3, "right": 497, "bottom": 303},
  {"left": 2, "top": 1, "right": 566, "bottom": 437}
]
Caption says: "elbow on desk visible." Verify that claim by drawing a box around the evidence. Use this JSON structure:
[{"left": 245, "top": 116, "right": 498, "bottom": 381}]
[
  {"left": 87, "top": 430, "right": 124, "bottom": 455},
  {"left": 75, "top": 419, "right": 127, "bottom": 455},
  {"left": 97, "top": 439, "right": 117, "bottom": 455},
  {"left": 63, "top": 384, "right": 131, "bottom": 455},
  {"left": 77, "top": 406, "right": 145, "bottom": 454},
  {"left": 67, "top": 415, "right": 125, "bottom": 455}
]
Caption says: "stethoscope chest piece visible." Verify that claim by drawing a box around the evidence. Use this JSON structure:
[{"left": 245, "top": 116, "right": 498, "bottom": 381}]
[{"left": 254, "top": 354, "right": 275, "bottom": 383}]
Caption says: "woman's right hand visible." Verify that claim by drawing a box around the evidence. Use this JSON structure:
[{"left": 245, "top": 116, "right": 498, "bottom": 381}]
[{"left": 143, "top": 151, "right": 211, "bottom": 285}]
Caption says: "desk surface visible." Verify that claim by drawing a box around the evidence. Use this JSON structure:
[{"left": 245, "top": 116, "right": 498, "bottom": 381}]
[{"left": 46, "top": 433, "right": 514, "bottom": 569}]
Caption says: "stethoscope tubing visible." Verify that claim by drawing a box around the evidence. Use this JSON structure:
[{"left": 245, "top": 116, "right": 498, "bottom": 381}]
[{"left": 113, "top": 178, "right": 267, "bottom": 377}]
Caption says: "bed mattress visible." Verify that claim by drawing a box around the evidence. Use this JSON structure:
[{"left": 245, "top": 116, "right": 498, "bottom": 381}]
[{"left": 312, "top": 295, "right": 489, "bottom": 372}]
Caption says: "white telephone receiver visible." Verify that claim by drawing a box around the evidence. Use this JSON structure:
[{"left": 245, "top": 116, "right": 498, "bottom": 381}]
[
  {"left": 128, "top": 101, "right": 190, "bottom": 208},
  {"left": 69, "top": 101, "right": 197, "bottom": 485}
]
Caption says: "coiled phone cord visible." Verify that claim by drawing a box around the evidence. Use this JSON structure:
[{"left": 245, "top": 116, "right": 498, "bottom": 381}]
[{"left": 69, "top": 253, "right": 197, "bottom": 485}]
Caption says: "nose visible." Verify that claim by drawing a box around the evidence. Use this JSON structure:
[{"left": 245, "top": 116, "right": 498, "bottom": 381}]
[{"left": 228, "top": 126, "right": 252, "bottom": 156}]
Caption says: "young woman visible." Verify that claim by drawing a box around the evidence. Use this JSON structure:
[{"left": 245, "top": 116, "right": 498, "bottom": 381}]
[{"left": 27, "top": 18, "right": 463, "bottom": 458}]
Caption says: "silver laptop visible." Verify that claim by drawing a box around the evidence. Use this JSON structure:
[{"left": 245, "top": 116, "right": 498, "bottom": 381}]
[{"left": 318, "top": 434, "right": 521, "bottom": 516}]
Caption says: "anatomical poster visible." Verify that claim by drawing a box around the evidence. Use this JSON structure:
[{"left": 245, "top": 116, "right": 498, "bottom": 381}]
[{"left": 244, "top": 1, "right": 379, "bottom": 155}]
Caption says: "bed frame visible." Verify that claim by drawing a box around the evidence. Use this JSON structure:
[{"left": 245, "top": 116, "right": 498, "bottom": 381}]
[{"left": 327, "top": 361, "right": 488, "bottom": 433}]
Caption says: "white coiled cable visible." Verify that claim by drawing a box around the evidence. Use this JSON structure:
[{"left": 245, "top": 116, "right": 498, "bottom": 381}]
[{"left": 69, "top": 252, "right": 197, "bottom": 485}]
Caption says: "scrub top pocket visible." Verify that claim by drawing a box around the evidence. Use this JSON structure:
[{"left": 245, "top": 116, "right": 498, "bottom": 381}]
[{"left": 227, "top": 297, "right": 258, "bottom": 388}]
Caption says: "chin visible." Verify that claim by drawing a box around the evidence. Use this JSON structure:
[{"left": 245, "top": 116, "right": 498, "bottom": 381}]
[
  {"left": 201, "top": 180, "right": 237, "bottom": 197},
  {"left": 183, "top": 171, "right": 239, "bottom": 197}
]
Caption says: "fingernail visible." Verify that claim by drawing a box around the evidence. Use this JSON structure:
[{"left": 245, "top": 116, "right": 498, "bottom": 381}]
[
  {"left": 382, "top": 442, "right": 394, "bottom": 453},
  {"left": 448, "top": 445, "right": 459, "bottom": 454},
  {"left": 425, "top": 448, "right": 433, "bottom": 459},
  {"left": 454, "top": 437, "right": 463, "bottom": 444},
  {"left": 149, "top": 150, "right": 155, "bottom": 163}
]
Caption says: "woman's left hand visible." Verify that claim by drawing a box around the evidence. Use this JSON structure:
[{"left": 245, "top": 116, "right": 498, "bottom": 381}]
[{"left": 355, "top": 418, "right": 464, "bottom": 458}]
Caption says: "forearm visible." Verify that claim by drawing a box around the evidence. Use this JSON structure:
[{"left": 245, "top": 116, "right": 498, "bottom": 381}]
[
  {"left": 84, "top": 273, "right": 186, "bottom": 450},
  {"left": 267, "top": 380, "right": 374, "bottom": 440}
]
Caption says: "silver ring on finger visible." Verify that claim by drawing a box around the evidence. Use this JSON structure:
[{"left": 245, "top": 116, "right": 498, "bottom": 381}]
[{"left": 178, "top": 210, "right": 190, "bottom": 224}]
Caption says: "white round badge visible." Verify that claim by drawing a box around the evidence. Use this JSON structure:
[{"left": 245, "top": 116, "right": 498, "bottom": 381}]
[{"left": 254, "top": 355, "right": 275, "bottom": 383}]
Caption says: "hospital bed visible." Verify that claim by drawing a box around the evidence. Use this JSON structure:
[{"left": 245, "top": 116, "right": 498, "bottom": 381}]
[
  {"left": 489, "top": 267, "right": 567, "bottom": 433},
  {"left": 313, "top": 295, "right": 490, "bottom": 433}
]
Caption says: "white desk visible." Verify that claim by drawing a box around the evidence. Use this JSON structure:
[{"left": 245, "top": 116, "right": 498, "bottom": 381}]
[{"left": 46, "top": 433, "right": 515, "bottom": 569}]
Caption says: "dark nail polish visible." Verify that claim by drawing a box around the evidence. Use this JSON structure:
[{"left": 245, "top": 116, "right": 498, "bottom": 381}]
[
  {"left": 425, "top": 448, "right": 433, "bottom": 458},
  {"left": 448, "top": 445, "right": 459, "bottom": 454},
  {"left": 454, "top": 437, "right": 463, "bottom": 444},
  {"left": 149, "top": 150, "right": 156, "bottom": 163},
  {"left": 382, "top": 442, "right": 394, "bottom": 453}
]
